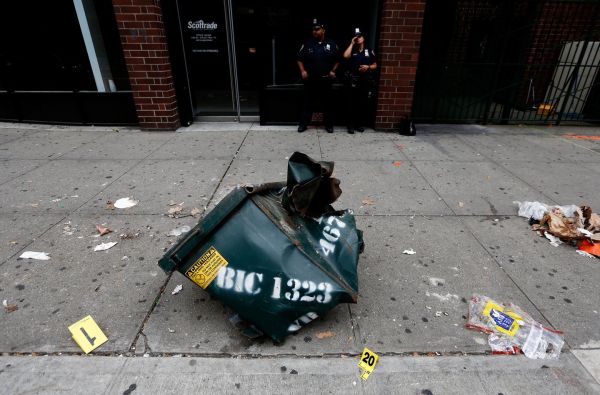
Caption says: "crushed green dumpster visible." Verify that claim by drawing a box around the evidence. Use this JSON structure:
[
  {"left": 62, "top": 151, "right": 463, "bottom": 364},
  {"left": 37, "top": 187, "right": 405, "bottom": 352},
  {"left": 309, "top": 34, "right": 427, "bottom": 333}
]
[{"left": 159, "top": 152, "right": 364, "bottom": 342}]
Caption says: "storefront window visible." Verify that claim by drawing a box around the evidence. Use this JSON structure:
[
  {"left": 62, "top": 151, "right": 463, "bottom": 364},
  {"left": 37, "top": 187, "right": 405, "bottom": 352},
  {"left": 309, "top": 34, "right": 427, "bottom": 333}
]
[{"left": 0, "top": 1, "right": 129, "bottom": 92}]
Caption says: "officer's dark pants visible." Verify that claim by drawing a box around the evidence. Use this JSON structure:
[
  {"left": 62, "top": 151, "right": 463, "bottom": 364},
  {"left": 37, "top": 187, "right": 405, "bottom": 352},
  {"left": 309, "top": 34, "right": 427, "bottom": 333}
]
[
  {"left": 299, "top": 78, "right": 333, "bottom": 128},
  {"left": 346, "top": 78, "right": 369, "bottom": 129}
]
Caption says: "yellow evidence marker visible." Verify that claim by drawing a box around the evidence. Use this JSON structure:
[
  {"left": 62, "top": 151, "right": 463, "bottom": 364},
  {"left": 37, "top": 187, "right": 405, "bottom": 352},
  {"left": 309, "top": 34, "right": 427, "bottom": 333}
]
[
  {"left": 358, "top": 347, "right": 379, "bottom": 380},
  {"left": 68, "top": 315, "right": 108, "bottom": 354}
]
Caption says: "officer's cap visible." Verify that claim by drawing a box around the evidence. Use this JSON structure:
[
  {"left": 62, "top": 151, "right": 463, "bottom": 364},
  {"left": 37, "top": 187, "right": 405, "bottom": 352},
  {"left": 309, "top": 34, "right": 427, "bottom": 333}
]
[
  {"left": 312, "top": 18, "right": 324, "bottom": 29},
  {"left": 354, "top": 28, "right": 363, "bottom": 37}
]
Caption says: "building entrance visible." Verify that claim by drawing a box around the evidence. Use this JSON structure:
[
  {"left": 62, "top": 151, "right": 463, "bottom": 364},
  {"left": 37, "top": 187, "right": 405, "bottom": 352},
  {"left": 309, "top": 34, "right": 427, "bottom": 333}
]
[{"left": 169, "top": 0, "right": 380, "bottom": 124}]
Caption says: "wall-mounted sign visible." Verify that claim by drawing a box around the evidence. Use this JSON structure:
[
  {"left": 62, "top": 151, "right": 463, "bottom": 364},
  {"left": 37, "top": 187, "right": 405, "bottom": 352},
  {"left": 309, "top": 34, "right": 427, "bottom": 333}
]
[{"left": 186, "top": 19, "right": 220, "bottom": 55}]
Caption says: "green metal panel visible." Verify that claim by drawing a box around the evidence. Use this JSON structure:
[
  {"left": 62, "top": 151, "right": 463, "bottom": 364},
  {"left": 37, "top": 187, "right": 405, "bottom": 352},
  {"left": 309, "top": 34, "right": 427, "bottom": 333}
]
[{"left": 159, "top": 184, "right": 363, "bottom": 342}]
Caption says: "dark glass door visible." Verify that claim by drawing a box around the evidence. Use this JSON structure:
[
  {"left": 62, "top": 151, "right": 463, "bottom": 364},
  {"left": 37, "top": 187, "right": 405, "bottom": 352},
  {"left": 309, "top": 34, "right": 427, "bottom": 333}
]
[{"left": 179, "top": 0, "right": 237, "bottom": 117}]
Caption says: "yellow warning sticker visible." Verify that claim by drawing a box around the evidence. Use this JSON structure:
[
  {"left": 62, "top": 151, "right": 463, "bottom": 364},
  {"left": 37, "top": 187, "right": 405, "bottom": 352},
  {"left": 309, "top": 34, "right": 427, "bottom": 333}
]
[
  {"left": 186, "top": 246, "right": 228, "bottom": 289},
  {"left": 68, "top": 315, "right": 108, "bottom": 354}
]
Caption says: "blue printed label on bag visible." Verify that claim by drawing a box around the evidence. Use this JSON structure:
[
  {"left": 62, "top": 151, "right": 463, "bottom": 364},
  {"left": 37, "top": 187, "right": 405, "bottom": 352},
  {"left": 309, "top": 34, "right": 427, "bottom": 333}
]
[{"left": 490, "top": 309, "right": 514, "bottom": 331}]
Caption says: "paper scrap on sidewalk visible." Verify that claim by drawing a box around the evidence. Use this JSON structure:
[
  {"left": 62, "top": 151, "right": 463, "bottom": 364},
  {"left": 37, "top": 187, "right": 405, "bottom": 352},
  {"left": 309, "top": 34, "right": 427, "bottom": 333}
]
[
  {"left": 19, "top": 251, "right": 50, "bottom": 260},
  {"left": 94, "top": 242, "right": 118, "bottom": 252},
  {"left": 315, "top": 331, "right": 336, "bottom": 339},
  {"left": 191, "top": 207, "right": 202, "bottom": 218},
  {"left": 114, "top": 197, "right": 138, "bottom": 209},
  {"left": 544, "top": 232, "right": 562, "bottom": 247},
  {"left": 168, "top": 204, "right": 184, "bottom": 217},
  {"left": 68, "top": 315, "right": 108, "bottom": 354},
  {"left": 96, "top": 225, "right": 112, "bottom": 236},
  {"left": 3, "top": 299, "right": 18, "bottom": 313},
  {"left": 402, "top": 249, "right": 416, "bottom": 255},
  {"left": 172, "top": 284, "right": 183, "bottom": 295},
  {"left": 168, "top": 225, "right": 191, "bottom": 237}
]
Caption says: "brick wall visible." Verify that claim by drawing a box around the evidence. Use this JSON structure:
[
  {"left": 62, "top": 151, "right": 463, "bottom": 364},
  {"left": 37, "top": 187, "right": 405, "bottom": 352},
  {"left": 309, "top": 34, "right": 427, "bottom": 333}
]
[
  {"left": 112, "top": 0, "right": 179, "bottom": 130},
  {"left": 375, "top": 0, "right": 426, "bottom": 130}
]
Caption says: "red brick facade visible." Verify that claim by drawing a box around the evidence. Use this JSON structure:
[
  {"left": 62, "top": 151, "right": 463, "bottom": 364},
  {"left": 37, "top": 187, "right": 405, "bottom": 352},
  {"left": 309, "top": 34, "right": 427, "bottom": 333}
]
[
  {"left": 112, "top": 0, "right": 180, "bottom": 130},
  {"left": 375, "top": 0, "right": 426, "bottom": 130}
]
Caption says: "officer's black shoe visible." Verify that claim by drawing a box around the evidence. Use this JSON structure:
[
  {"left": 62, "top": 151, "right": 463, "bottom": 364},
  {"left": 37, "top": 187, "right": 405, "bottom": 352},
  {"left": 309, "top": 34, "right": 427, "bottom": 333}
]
[
  {"left": 355, "top": 127, "right": 365, "bottom": 133},
  {"left": 347, "top": 127, "right": 354, "bottom": 134},
  {"left": 297, "top": 125, "right": 307, "bottom": 133},
  {"left": 325, "top": 126, "right": 334, "bottom": 133}
]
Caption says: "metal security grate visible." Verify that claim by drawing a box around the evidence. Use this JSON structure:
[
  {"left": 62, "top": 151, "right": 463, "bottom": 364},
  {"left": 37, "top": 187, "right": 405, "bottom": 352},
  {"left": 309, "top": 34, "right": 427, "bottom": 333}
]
[{"left": 412, "top": 0, "right": 600, "bottom": 125}]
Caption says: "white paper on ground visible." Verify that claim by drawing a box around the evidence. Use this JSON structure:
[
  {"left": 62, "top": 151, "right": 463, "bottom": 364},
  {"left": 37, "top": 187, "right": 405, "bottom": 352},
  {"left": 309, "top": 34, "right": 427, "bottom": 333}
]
[
  {"left": 168, "top": 225, "right": 191, "bottom": 237},
  {"left": 19, "top": 251, "right": 51, "bottom": 260},
  {"left": 114, "top": 197, "right": 138, "bottom": 209},
  {"left": 94, "top": 242, "right": 118, "bottom": 251},
  {"left": 544, "top": 233, "right": 562, "bottom": 247},
  {"left": 402, "top": 249, "right": 416, "bottom": 255},
  {"left": 171, "top": 284, "right": 183, "bottom": 295}
]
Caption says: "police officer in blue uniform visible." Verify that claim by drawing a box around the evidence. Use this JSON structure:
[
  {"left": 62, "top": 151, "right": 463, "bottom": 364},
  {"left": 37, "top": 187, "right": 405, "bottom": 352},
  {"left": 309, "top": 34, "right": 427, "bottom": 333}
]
[
  {"left": 343, "top": 28, "right": 377, "bottom": 134},
  {"left": 297, "top": 18, "right": 340, "bottom": 133}
]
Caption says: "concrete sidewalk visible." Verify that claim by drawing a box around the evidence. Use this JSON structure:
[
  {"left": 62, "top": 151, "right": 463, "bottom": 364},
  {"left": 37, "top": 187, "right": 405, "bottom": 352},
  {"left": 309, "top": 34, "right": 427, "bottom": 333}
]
[{"left": 1, "top": 122, "right": 599, "bottom": 393}]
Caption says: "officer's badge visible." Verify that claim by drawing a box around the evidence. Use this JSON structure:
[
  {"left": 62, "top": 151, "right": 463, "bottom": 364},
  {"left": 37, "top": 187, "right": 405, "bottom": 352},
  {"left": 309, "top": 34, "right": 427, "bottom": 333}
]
[
  {"left": 365, "top": 49, "right": 369, "bottom": 57},
  {"left": 326, "top": 43, "right": 330, "bottom": 51}
]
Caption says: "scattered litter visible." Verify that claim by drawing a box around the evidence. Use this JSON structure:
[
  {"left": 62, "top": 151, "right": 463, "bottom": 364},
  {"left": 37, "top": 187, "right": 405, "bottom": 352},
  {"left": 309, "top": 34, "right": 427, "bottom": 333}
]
[
  {"left": 315, "top": 331, "right": 336, "bottom": 339},
  {"left": 171, "top": 284, "right": 183, "bottom": 295},
  {"left": 191, "top": 207, "right": 202, "bottom": 218},
  {"left": 3, "top": 299, "right": 18, "bottom": 313},
  {"left": 120, "top": 231, "right": 140, "bottom": 239},
  {"left": 562, "top": 134, "right": 600, "bottom": 141},
  {"left": 403, "top": 249, "right": 416, "bottom": 255},
  {"left": 466, "top": 294, "right": 564, "bottom": 359},
  {"left": 516, "top": 201, "right": 600, "bottom": 258},
  {"left": 578, "top": 239, "right": 600, "bottom": 257},
  {"left": 9, "top": 241, "right": 18, "bottom": 245},
  {"left": 94, "top": 242, "right": 118, "bottom": 252},
  {"left": 168, "top": 328, "right": 175, "bottom": 333},
  {"left": 435, "top": 311, "right": 442, "bottom": 317},
  {"left": 361, "top": 198, "right": 375, "bottom": 206},
  {"left": 96, "top": 225, "right": 112, "bottom": 236},
  {"left": 393, "top": 161, "right": 402, "bottom": 167},
  {"left": 168, "top": 204, "right": 184, "bottom": 217},
  {"left": 114, "top": 197, "right": 138, "bottom": 209},
  {"left": 429, "top": 277, "right": 446, "bottom": 287},
  {"left": 576, "top": 250, "right": 595, "bottom": 258},
  {"left": 458, "top": 201, "right": 464, "bottom": 208},
  {"left": 168, "top": 225, "right": 191, "bottom": 237},
  {"left": 426, "top": 291, "right": 459, "bottom": 302},
  {"left": 106, "top": 200, "right": 115, "bottom": 210},
  {"left": 63, "top": 222, "right": 75, "bottom": 236},
  {"left": 121, "top": 256, "right": 129, "bottom": 261},
  {"left": 51, "top": 198, "right": 62, "bottom": 203},
  {"left": 544, "top": 233, "right": 562, "bottom": 247},
  {"left": 19, "top": 251, "right": 50, "bottom": 260},
  {"left": 168, "top": 200, "right": 181, "bottom": 206},
  {"left": 28, "top": 203, "right": 39, "bottom": 207},
  {"left": 514, "top": 201, "right": 578, "bottom": 221}
]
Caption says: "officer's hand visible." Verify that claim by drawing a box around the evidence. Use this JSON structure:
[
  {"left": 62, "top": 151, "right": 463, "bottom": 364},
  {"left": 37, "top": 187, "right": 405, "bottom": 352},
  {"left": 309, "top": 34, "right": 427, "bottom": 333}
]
[
  {"left": 301, "top": 70, "right": 308, "bottom": 80},
  {"left": 329, "top": 70, "right": 336, "bottom": 79},
  {"left": 359, "top": 65, "right": 369, "bottom": 73}
]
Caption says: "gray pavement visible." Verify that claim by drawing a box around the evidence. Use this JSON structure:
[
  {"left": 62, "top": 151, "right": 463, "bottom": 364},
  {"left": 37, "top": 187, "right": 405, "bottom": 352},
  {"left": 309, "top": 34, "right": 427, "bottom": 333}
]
[{"left": 1, "top": 121, "right": 600, "bottom": 393}]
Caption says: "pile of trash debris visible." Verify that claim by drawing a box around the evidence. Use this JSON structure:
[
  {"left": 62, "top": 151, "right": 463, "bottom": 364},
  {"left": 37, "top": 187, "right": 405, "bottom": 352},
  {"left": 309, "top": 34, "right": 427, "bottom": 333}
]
[
  {"left": 466, "top": 294, "right": 564, "bottom": 359},
  {"left": 514, "top": 201, "right": 600, "bottom": 258}
]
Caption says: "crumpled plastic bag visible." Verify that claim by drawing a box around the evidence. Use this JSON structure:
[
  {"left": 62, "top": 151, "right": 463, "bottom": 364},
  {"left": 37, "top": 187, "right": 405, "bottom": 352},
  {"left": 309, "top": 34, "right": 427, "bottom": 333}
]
[
  {"left": 514, "top": 201, "right": 579, "bottom": 221},
  {"left": 466, "top": 294, "right": 564, "bottom": 359}
]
